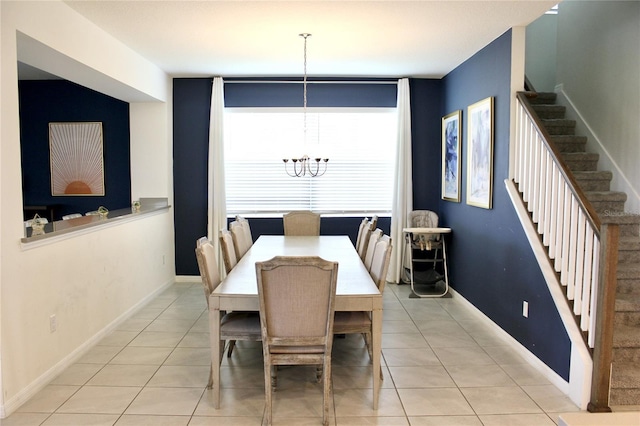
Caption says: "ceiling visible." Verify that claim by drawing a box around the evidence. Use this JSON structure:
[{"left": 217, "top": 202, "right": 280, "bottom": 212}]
[{"left": 55, "top": 0, "right": 557, "bottom": 79}]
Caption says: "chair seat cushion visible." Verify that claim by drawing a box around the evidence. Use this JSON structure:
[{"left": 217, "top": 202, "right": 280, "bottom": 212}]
[
  {"left": 333, "top": 311, "right": 371, "bottom": 332},
  {"left": 221, "top": 311, "right": 261, "bottom": 336}
]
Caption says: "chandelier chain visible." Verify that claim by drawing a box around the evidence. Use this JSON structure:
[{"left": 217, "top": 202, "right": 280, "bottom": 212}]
[{"left": 282, "top": 33, "right": 328, "bottom": 178}]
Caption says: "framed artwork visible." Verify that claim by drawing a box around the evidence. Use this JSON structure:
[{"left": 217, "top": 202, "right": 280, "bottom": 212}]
[
  {"left": 466, "top": 97, "right": 494, "bottom": 209},
  {"left": 49, "top": 122, "right": 105, "bottom": 196},
  {"left": 441, "top": 110, "right": 461, "bottom": 202}
]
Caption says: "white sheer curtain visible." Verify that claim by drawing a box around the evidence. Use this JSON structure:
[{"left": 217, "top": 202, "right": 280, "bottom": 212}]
[
  {"left": 208, "top": 76, "right": 227, "bottom": 277},
  {"left": 388, "top": 78, "right": 413, "bottom": 283}
]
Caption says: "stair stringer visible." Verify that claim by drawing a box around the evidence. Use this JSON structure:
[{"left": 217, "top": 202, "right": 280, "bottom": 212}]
[
  {"left": 505, "top": 178, "right": 592, "bottom": 410},
  {"left": 555, "top": 84, "right": 640, "bottom": 214}
]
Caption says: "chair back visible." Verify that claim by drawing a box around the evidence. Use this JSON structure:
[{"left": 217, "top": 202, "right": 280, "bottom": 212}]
[
  {"left": 369, "top": 215, "right": 378, "bottom": 230},
  {"left": 219, "top": 229, "right": 238, "bottom": 274},
  {"left": 410, "top": 210, "right": 438, "bottom": 228},
  {"left": 363, "top": 228, "right": 383, "bottom": 271},
  {"left": 235, "top": 215, "right": 253, "bottom": 247},
  {"left": 195, "top": 237, "right": 222, "bottom": 305},
  {"left": 282, "top": 211, "right": 321, "bottom": 236},
  {"left": 255, "top": 256, "right": 338, "bottom": 347},
  {"left": 369, "top": 236, "right": 393, "bottom": 293},
  {"left": 357, "top": 223, "right": 372, "bottom": 260},
  {"left": 410, "top": 210, "right": 440, "bottom": 247},
  {"left": 355, "top": 217, "right": 370, "bottom": 254},
  {"left": 229, "top": 220, "right": 251, "bottom": 259}
]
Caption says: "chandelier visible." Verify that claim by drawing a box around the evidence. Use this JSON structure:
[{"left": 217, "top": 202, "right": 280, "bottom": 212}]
[{"left": 283, "top": 33, "right": 329, "bottom": 177}]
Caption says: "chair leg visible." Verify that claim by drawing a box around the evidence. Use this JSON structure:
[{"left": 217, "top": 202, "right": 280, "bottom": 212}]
[
  {"left": 363, "top": 332, "right": 372, "bottom": 358},
  {"left": 263, "top": 362, "right": 273, "bottom": 426},
  {"left": 322, "top": 358, "right": 331, "bottom": 426},
  {"left": 270, "top": 365, "right": 277, "bottom": 391},
  {"left": 227, "top": 340, "right": 236, "bottom": 357}
]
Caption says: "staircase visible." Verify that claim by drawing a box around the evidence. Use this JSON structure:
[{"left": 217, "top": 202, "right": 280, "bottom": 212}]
[{"left": 529, "top": 92, "right": 640, "bottom": 407}]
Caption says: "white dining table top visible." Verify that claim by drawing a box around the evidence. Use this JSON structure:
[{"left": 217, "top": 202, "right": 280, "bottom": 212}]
[{"left": 214, "top": 235, "right": 380, "bottom": 297}]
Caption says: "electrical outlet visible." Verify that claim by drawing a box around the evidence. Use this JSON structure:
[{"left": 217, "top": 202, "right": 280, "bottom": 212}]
[
  {"left": 522, "top": 301, "right": 529, "bottom": 318},
  {"left": 49, "top": 314, "right": 57, "bottom": 332}
]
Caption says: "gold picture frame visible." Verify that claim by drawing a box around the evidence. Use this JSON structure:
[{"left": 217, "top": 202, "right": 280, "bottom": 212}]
[
  {"left": 466, "top": 97, "right": 494, "bottom": 209},
  {"left": 441, "top": 110, "right": 461, "bottom": 202},
  {"left": 49, "top": 122, "right": 105, "bottom": 196}
]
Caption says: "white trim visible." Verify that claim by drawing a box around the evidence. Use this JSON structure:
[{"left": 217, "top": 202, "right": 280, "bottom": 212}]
[
  {"left": 0, "top": 278, "right": 174, "bottom": 417},
  {"left": 555, "top": 84, "right": 640, "bottom": 213},
  {"left": 505, "top": 178, "right": 592, "bottom": 409},
  {"left": 175, "top": 275, "right": 201, "bottom": 283}
]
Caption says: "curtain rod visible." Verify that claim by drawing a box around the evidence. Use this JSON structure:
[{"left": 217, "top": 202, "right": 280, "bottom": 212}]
[{"left": 222, "top": 79, "right": 398, "bottom": 85}]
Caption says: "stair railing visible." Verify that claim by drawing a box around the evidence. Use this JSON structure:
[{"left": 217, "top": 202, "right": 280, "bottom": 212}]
[{"left": 513, "top": 92, "right": 619, "bottom": 411}]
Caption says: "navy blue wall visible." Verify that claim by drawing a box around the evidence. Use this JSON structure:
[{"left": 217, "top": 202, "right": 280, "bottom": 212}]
[
  {"left": 439, "top": 30, "right": 570, "bottom": 379},
  {"left": 19, "top": 80, "right": 131, "bottom": 221},
  {"left": 173, "top": 79, "right": 402, "bottom": 275}
]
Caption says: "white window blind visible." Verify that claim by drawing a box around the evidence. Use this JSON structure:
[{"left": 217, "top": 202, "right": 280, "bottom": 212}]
[{"left": 224, "top": 108, "right": 397, "bottom": 215}]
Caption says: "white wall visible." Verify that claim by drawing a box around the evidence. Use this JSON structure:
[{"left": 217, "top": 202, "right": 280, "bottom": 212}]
[
  {"left": 525, "top": 13, "right": 558, "bottom": 92},
  {"left": 556, "top": 0, "right": 640, "bottom": 213},
  {"left": 1, "top": 1, "right": 174, "bottom": 416}
]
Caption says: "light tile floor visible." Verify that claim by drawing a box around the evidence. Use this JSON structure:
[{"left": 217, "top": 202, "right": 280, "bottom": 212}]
[{"left": 3, "top": 281, "right": 582, "bottom": 425}]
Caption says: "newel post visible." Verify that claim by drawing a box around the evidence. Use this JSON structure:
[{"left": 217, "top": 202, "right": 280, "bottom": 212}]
[{"left": 588, "top": 222, "right": 620, "bottom": 412}]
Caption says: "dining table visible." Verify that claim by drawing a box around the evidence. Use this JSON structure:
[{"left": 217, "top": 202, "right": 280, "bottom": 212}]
[{"left": 208, "top": 235, "right": 383, "bottom": 409}]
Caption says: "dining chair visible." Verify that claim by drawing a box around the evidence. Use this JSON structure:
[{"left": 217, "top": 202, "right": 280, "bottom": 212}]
[
  {"left": 219, "top": 229, "right": 238, "bottom": 274},
  {"left": 354, "top": 217, "right": 370, "bottom": 254},
  {"left": 334, "top": 236, "right": 392, "bottom": 366},
  {"left": 363, "top": 228, "right": 383, "bottom": 271},
  {"left": 357, "top": 221, "right": 373, "bottom": 261},
  {"left": 195, "top": 237, "right": 261, "bottom": 385},
  {"left": 235, "top": 215, "right": 253, "bottom": 247},
  {"left": 255, "top": 256, "right": 338, "bottom": 426},
  {"left": 282, "top": 210, "right": 321, "bottom": 236},
  {"left": 369, "top": 214, "right": 378, "bottom": 231},
  {"left": 229, "top": 220, "right": 252, "bottom": 259}
]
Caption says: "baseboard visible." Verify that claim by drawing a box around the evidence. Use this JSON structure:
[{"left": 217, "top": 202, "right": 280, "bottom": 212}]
[
  {"left": 1, "top": 277, "right": 175, "bottom": 418},
  {"left": 175, "top": 275, "right": 201, "bottom": 283},
  {"left": 447, "top": 285, "right": 574, "bottom": 396}
]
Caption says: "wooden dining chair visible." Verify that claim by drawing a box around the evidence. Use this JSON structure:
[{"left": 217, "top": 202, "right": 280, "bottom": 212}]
[
  {"left": 195, "top": 237, "right": 261, "bottom": 386},
  {"left": 333, "top": 236, "right": 392, "bottom": 365},
  {"left": 229, "top": 220, "right": 252, "bottom": 259},
  {"left": 235, "top": 215, "right": 253, "bottom": 247},
  {"left": 357, "top": 221, "right": 373, "bottom": 261},
  {"left": 255, "top": 256, "right": 338, "bottom": 426},
  {"left": 363, "top": 228, "right": 383, "bottom": 271},
  {"left": 282, "top": 210, "right": 321, "bottom": 236},
  {"left": 354, "top": 217, "right": 370, "bottom": 254},
  {"left": 219, "top": 229, "right": 238, "bottom": 274}
]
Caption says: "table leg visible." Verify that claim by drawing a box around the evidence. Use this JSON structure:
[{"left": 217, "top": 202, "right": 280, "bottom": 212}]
[
  {"left": 371, "top": 305, "right": 383, "bottom": 410},
  {"left": 209, "top": 296, "right": 221, "bottom": 409}
]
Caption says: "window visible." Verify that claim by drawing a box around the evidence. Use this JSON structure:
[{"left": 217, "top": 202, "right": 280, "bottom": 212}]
[{"left": 224, "top": 108, "right": 397, "bottom": 216}]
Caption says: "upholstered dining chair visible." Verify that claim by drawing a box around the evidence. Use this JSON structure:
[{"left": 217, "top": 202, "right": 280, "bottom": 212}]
[
  {"left": 363, "top": 228, "right": 383, "bottom": 271},
  {"left": 354, "top": 217, "right": 370, "bottom": 255},
  {"left": 195, "top": 237, "right": 261, "bottom": 385},
  {"left": 255, "top": 256, "right": 338, "bottom": 426},
  {"left": 235, "top": 215, "right": 253, "bottom": 247},
  {"left": 333, "top": 236, "right": 392, "bottom": 368},
  {"left": 357, "top": 222, "right": 374, "bottom": 261},
  {"left": 229, "top": 220, "right": 252, "bottom": 259},
  {"left": 219, "top": 229, "right": 238, "bottom": 274},
  {"left": 283, "top": 210, "right": 321, "bottom": 236}
]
